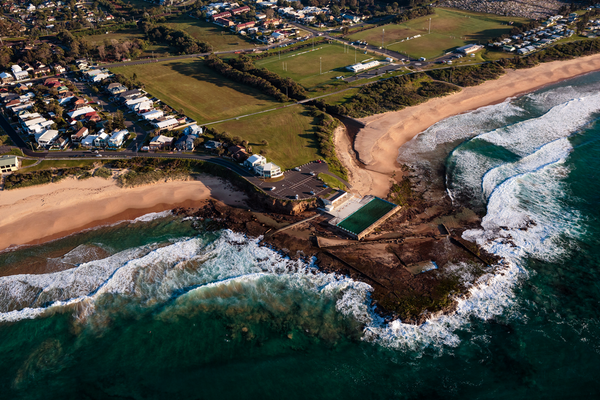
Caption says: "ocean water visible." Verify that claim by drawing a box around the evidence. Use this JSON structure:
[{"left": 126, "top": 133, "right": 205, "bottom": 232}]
[{"left": 2, "top": 73, "right": 600, "bottom": 399}]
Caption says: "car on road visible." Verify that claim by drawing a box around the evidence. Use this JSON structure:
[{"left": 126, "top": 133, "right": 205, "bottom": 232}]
[
  {"left": 295, "top": 194, "right": 299, "bottom": 199},
  {"left": 310, "top": 171, "right": 316, "bottom": 176},
  {"left": 96, "top": 154, "right": 102, "bottom": 157},
  {"left": 309, "top": 191, "right": 315, "bottom": 195},
  {"left": 267, "top": 186, "right": 276, "bottom": 191},
  {"left": 293, "top": 167, "right": 300, "bottom": 171}
]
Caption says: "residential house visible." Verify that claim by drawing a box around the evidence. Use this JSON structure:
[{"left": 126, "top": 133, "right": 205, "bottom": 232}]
[
  {"left": 107, "top": 82, "right": 126, "bottom": 95},
  {"left": 236, "top": 21, "right": 256, "bottom": 32},
  {"left": 118, "top": 89, "right": 142, "bottom": 102},
  {"left": 53, "top": 64, "right": 66, "bottom": 74},
  {"left": 204, "top": 140, "right": 223, "bottom": 150},
  {"left": 212, "top": 11, "right": 232, "bottom": 19},
  {"left": 215, "top": 18, "right": 234, "bottom": 27},
  {"left": 0, "top": 72, "right": 14, "bottom": 84},
  {"left": 0, "top": 155, "right": 20, "bottom": 173},
  {"left": 71, "top": 127, "right": 89, "bottom": 142},
  {"left": 107, "top": 129, "right": 128, "bottom": 148},
  {"left": 231, "top": 5, "right": 250, "bottom": 14},
  {"left": 154, "top": 117, "right": 178, "bottom": 130},
  {"left": 174, "top": 134, "right": 197, "bottom": 151},
  {"left": 125, "top": 96, "right": 150, "bottom": 109},
  {"left": 148, "top": 135, "right": 174, "bottom": 150},
  {"left": 255, "top": 162, "right": 282, "bottom": 178},
  {"left": 184, "top": 124, "right": 203, "bottom": 136},
  {"left": 52, "top": 136, "right": 70, "bottom": 150},
  {"left": 228, "top": 145, "right": 248, "bottom": 161},
  {"left": 80, "top": 134, "right": 98, "bottom": 147},
  {"left": 11, "top": 65, "right": 28, "bottom": 81},
  {"left": 244, "top": 154, "right": 266, "bottom": 168},
  {"left": 141, "top": 109, "right": 164, "bottom": 121},
  {"left": 33, "top": 66, "right": 51, "bottom": 77},
  {"left": 35, "top": 129, "right": 60, "bottom": 147},
  {"left": 93, "top": 132, "right": 110, "bottom": 147},
  {"left": 68, "top": 106, "right": 95, "bottom": 119}
]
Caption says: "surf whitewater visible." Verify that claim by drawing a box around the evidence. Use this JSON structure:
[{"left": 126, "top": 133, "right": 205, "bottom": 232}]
[{"left": 2, "top": 72, "right": 600, "bottom": 399}]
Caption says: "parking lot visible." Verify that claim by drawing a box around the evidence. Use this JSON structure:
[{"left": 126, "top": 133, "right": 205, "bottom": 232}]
[{"left": 253, "top": 161, "right": 340, "bottom": 200}]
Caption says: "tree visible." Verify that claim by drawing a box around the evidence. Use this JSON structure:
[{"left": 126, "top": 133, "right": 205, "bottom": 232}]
[
  {"left": 76, "top": 121, "right": 84, "bottom": 130},
  {"left": 261, "top": 139, "right": 269, "bottom": 146}
]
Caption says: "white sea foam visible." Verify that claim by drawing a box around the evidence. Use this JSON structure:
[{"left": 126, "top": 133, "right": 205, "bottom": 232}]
[{"left": 132, "top": 210, "right": 173, "bottom": 223}]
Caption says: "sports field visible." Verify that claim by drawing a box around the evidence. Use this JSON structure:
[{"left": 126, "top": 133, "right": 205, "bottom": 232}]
[
  {"left": 209, "top": 107, "right": 320, "bottom": 169},
  {"left": 110, "top": 59, "right": 280, "bottom": 123},
  {"left": 337, "top": 198, "right": 397, "bottom": 235},
  {"left": 164, "top": 17, "right": 252, "bottom": 52},
  {"left": 348, "top": 8, "right": 529, "bottom": 59},
  {"left": 254, "top": 43, "right": 383, "bottom": 90}
]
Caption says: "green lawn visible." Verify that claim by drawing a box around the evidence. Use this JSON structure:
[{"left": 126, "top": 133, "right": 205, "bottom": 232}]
[
  {"left": 348, "top": 8, "right": 530, "bottom": 59},
  {"left": 22, "top": 160, "right": 98, "bottom": 172},
  {"left": 20, "top": 159, "right": 37, "bottom": 167},
  {"left": 318, "top": 173, "right": 346, "bottom": 190},
  {"left": 111, "top": 59, "right": 281, "bottom": 124},
  {"left": 254, "top": 43, "right": 384, "bottom": 91},
  {"left": 164, "top": 16, "right": 253, "bottom": 52},
  {"left": 210, "top": 107, "right": 320, "bottom": 170}
]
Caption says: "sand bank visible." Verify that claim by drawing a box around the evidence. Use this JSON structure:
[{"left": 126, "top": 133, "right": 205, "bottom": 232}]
[
  {"left": 353, "top": 53, "right": 600, "bottom": 196},
  {"left": 0, "top": 175, "right": 247, "bottom": 251}
]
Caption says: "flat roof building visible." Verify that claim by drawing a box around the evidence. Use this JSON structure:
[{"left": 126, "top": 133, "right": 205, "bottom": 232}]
[{"left": 0, "top": 155, "right": 20, "bottom": 173}]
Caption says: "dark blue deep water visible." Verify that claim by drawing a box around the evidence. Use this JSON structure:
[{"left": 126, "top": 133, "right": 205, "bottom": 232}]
[{"left": 1, "top": 72, "right": 600, "bottom": 399}]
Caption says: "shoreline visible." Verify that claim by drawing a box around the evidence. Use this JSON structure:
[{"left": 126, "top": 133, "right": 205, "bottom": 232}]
[
  {"left": 0, "top": 175, "right": 247, "bottom": 252},
  {"left": 353, "top": 53, "right": 600, "bottom": 197}
]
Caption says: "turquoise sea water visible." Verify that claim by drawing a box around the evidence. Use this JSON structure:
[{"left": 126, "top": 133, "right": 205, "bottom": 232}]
[{"left": 2, "top": 73, "right": 600, "bottom": 399}]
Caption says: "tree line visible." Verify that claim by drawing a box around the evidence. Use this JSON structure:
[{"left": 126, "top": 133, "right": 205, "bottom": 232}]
[
  {"left": 205, "top": 54, "right": 289, "bottom": 102},
  {"left": 140, "top": 22, "right": 211, "bottom": 55}
]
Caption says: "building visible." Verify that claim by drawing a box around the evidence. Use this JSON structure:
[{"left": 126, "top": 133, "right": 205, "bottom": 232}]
[
  {"left": 141, "top": 109, "right": 164, "bottom": 121},
  {"left": 0, "top": 155, "right": 20, "bottom": 173},
  {"left": 35, "top": 129, "right": 60, "bottom": 147},
  {"left": 231, "top": 5, "right": 250, "bottom": 14},
  {"left": 11, "top": 65, "right": 29, "bottom": 81},
  {"left": 94, "top": 132, "right": 110, "bottom": 147},
  {"left": 107, "top": 129, "right": 128, "bottom": 148},
  {"left": 215, "top": 17, "right": 234, "bottom": 27},
  {"left": 244, "top": 154, "right": 266, "bottom": 168},
  {"left": 107, "top": 82, "right": 127, "bottom": 95},
  {"left": 456, "top": 44, "right": 483, "bottom": 54},
  {"left": 255, "top": 162, "right": 283, "bottom": 178},
  {"left": 204, "top": 140, "right": 223, "bottom": 150},
  {"left": 71, "top": 127, "right": 89, "bottom": 142},
  {"left": 212, "top": 11, "right": 232, "bottom": 19},
  {"left": 236, "top": 21, "right": 256, "bottom": 31},
  {"left": 184, "top": 124, "right": 203, "bottom": 136},
  {"left": 149, "top": 135, "right": 174, "bottom": 150},
  {"left": 154, "top": 117, "right": 178, "bottom": 130},
  {"left": 346, "top": 60, "right": 380, "bottom": 73},
  {"left": 68, "top": 106, "right": 95, "bottom": 119},
  {"left": 0, "top": 72, "right": 14, "bottom": 84},
  {"left": 174, "top": 134, "right": 197, "bottom": 151},
  {"left": 320, "top": 190, "right": 349, "bottom": 212},
  {"left": 228, "top": 145, "right": 247, "bottom": 161}
]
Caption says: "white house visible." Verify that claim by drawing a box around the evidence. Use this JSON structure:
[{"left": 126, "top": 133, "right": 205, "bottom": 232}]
[
  {"left": 255, "top": 162, "right": 283, "bottom": 178},
  {"left": 125, "top": 96, "right": 150, "bottom": 108},
  {"left": 81, "top": 135, "right": 98, "bottom": 147},
  {"left": 154, "top": 117, "right": 178, "bottom": 130},
  {"left": 149, "top": 135, "right": 174, "bottom": 150},
  {"left": 35, "top": 129, "right": 60, "bottom": 147},
  {"left": 91, "top": 73, "right": 111, "bottom": 82},
  {"left": 94, "top": 132, "right": 110, "bottom": 147},
  {"left": 11, "top": 64, "right": 29, "bottom": 81},
  {"left": 184, "top": 124, "right": 203, "bottom": 136},
  {"left": 68, "top": 106, "right": 95, "bottom": 119},
  {"left": 141, "top": 109, "right": 164, "bottom": 121},
  {"left": 107, "top": 129, "right": 128, "bottom": 148},
  {"left": 244, "top": 154, "right": 266, "bottom": 169}
]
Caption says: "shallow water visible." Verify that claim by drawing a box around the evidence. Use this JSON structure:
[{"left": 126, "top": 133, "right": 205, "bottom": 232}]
[{"left": 1, "top": 73, "right": 600, "bottom": 399}]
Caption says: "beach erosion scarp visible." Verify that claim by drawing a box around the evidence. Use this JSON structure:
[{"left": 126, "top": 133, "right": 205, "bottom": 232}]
[{"left": 352, "top": 53, "right": 600, "bottom": 194}]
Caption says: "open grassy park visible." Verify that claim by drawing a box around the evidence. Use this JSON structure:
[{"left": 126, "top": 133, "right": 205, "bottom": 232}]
[
  {"left": 254, "top": 43, "right": 384, "bottom": 91},
  {"left": 210, "top": 107, "right": 321, "bottom": 170},
  {"left": 348, "top": 8, "right": 529, "bottom": 59},
  {"left": 83, "top": 29, "right": 172, "bottom": 57},
  {"left": 164, "top": 17, "right": 253, "bottom": 52},
  {"left": 111, "top": 59, "right": 281, "bottom": 124}
]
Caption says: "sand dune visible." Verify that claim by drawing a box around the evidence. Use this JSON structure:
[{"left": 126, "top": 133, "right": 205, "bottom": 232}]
[{"left": 352, "top": 53, "right": 600, "bottom": 196}]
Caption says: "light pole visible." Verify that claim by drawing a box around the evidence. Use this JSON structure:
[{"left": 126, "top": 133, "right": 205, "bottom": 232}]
[
  {"left": 382, "top": 28, "right": 385, "bottom": 52},
  {"left": 429, "top": 18, "right": 431, "bottom": 34},
  {"left": 320, "top": 57, "right": 322, "bottom": 74}
]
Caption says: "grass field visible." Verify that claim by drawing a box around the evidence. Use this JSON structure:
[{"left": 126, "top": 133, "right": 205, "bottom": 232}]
[
  {"left": 318, "top": 173, "right": 346, "bottom": 190},
  {"left": 348, "top": 8, "right": 529, "bottom": 59},
  {"left": 111, "top": 59, "right": 281, "bottom": 124},
  {"left": 210, "top": 107, "right": 320, "bottom": 169},
  {"left": 22, "top": 160, "right": 98, "bottom": 172},
  {"left": 83, "top": 29, "right": 172, "bottom": 57},
  {"left": 164, "top": 17, "right": 253, "bottom": 52},
  {"left": 254, "top": 43, "right": 384, "bottom": 90}
]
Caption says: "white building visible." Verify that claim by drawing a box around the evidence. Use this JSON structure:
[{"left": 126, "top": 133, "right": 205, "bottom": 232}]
[
  {"left": 346, "top": 60, "right": 380, "bottom": 73},
  {"left": 125, "top": 96, "right": 150, "bottom": 108},
  {"left": 244, "top": 154, "right": 266, "bottom": 169},
  {"left": 94, "top": 132, "right": 110, "bottom": 147},
  {"left": 81, "top": 135, "right": 98, "bottom": 147},
  {"left": 255, "top": 162, "right": 283, "bottom": 178},
  {"left": 108, "top": 129, "right": 129, "bottom": 148},
  {"left": 154, "top": 117, "right": 178, "bottom": 130},
  {"left": 141, "top": 109, "right": 164, "bottom": 121},
  {"left": 68, "top": 106, "right": 95, "bottom": 119},
  {"left": 11, "top": 64, "right": 29, "bottom": 81},
  {"left": 35, "top": 129, "right": 60, "bottom": 147}
]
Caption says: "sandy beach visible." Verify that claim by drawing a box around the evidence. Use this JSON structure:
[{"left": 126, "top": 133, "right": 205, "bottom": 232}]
[
  {"left": 350, "top": 53, "right": 600, "bottom": 197},
  {"left": 0, "top": 175, "right": 247, "bottom": 251}
]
